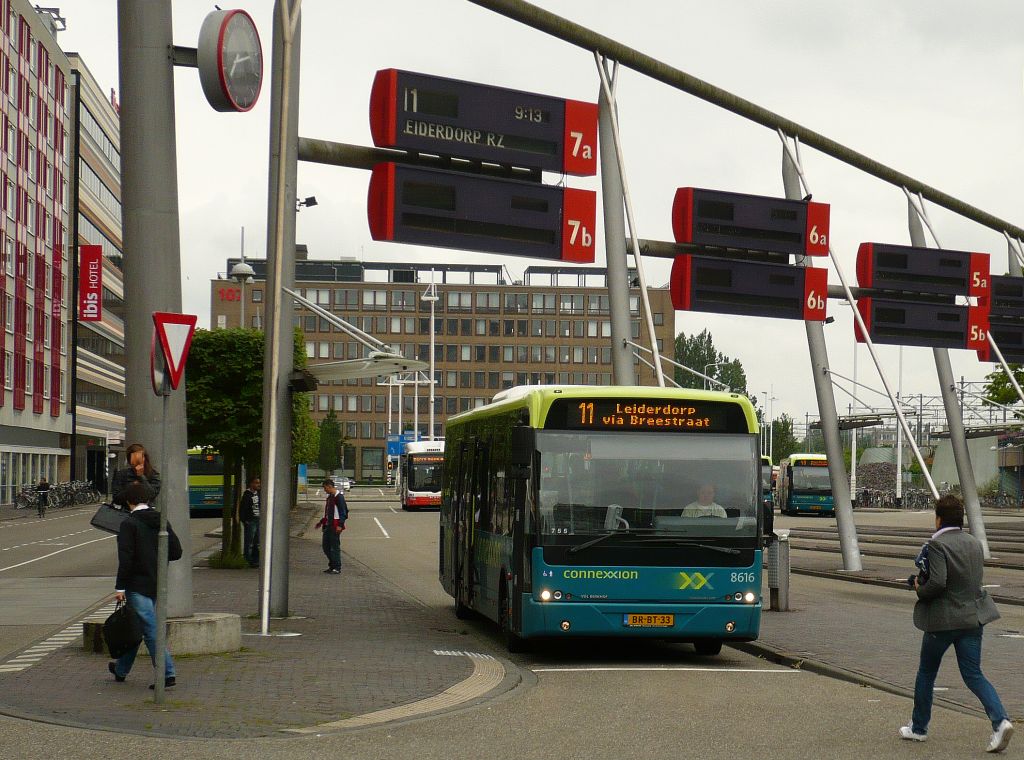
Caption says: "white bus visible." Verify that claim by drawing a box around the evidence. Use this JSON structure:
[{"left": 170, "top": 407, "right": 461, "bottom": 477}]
[{"left": 400, "top": 440, "right": 445, "bottom": 511}]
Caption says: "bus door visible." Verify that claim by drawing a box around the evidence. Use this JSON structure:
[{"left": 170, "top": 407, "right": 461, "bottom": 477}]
[{"left": 509, "top": 425, "right": 535, "bottom": 635}]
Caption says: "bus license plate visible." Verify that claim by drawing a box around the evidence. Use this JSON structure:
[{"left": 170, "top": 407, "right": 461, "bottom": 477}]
[
  {"left": 623, "top": 613, "right": 674, "bottom": 628},
  {"left": 810, "top": 505, "right": 821, "bottom": 511}
]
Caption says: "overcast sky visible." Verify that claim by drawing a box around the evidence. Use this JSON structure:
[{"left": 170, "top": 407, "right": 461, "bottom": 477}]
[{"left": 54, "top": 1, "right": 1024, "bottom": 431}]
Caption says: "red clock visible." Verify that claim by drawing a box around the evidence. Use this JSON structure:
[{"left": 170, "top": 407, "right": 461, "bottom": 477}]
[{"left": 198, "top": 9, "right": 263, "bottom": 113}]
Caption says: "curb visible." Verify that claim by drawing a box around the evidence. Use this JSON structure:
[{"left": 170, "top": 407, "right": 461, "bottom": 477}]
[
  {"left": 790, "top": 566, "right": 1024, "bottom": 607},
  {"left": 730, "top": 639, "right": 988, "bottom": 721}
]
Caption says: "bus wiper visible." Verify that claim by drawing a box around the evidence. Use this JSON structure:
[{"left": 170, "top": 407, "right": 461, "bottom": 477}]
[
  {"left": 630, "top": 538, "right": 741, "bottom": 555},
  {"left": 568, "top": 529, "right": 645, "bottom": 554}
]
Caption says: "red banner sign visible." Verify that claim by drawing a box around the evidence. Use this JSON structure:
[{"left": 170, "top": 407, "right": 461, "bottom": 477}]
[{"left": 78, "top": 245, "right": 102, "bottom": 321}]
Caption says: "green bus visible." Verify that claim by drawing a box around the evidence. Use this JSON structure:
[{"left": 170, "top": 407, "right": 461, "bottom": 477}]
[
  {"left": 187, "top": 448, "right": 224, "bottom": 517},
  {"left": 440, "top": 385, "right": 767, "bottom": 653}
]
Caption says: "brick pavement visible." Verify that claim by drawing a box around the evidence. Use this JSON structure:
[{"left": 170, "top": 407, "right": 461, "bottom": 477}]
[{"left": 0, "top": 506, "right": 484, "bottom": 738}]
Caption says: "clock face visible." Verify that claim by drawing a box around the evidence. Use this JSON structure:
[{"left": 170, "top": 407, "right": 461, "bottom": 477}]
[{"left": 219, "top": 11, "right": 262, "bottom": 111}]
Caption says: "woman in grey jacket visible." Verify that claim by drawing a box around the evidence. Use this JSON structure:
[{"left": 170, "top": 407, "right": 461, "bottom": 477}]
[
  {"left": 111, "top": 443, "right": 161, "bottom": 510},
  {"left": 899, "top": 495, "right": 1013, "bottom": 753}
]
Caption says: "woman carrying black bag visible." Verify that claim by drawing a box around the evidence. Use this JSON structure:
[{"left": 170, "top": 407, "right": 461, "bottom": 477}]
[{"left": 111, "top": 443, "right": 161, "bottom": 510}]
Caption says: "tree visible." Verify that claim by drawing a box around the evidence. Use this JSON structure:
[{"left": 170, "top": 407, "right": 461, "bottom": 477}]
[
  {"left": 185, "top": 327, "right": 319, "bottom": 563},
  {"left": 673, "top": 329, "right": 751, "bottom": 396},
  {"left": 768, "top": 414, "right": 800, "bottom": 464},
  {"left": 317, "top": 410, "right": 342, "bottom": 472},
  {"left": 983, "top": 364, "right": 1024, "bottom": 407}
]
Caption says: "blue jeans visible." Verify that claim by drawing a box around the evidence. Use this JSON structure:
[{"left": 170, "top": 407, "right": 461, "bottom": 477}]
[
  {"left": 322, "top": 527, "right": 341, "bottom": 570},
  {"left": 113, "top": 591, "right": 175, "bottom": 679},
  {"left": 912, "top": 626, "right": 1007, "bottom": 733},
  {"left": 243, "top": 520, "right": 259, "bottom": 566}
]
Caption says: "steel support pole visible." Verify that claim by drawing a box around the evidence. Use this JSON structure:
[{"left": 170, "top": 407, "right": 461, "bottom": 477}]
[
  {"left": 260, "top": 0, "right": 301, "bottom": 631},
  {"left": 782, "top": 149, "right": 861, "bottom": 570},
  {"left": 598, "top": 74, "right": 635, "bottom": 385},
  {"left": 907, "top": 202, "right": 990, "bottom": 556},
  {"left": 850, "top": 345, "right": 858, "bottom": 498},
  {"left": 117, "top": 0, "right": 192, "bottom": 617}
]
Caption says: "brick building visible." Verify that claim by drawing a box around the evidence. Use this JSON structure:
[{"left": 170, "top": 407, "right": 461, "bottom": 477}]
[
  {"left": 210, "top": 255, "right": 674, "bottom": 482},
  {"left": 0, "top": 1, "right": 72, "bottom": 503}
]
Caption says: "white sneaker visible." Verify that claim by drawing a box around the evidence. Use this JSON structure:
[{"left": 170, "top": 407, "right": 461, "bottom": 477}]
[
  {"left": 987, "top": 720, "right": 1014, "bottom": 753},
  {"left": 899, "top": 725, "right": 927, "bottom": 742}
]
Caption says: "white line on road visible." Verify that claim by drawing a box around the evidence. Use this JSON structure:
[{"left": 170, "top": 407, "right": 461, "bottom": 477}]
[
  {"left": 377, "top": 488, "right": 384, "bottom": 496},
  {"left": 983, "top": 584, "right": 1001, "bottom": 589},
  {"left": 0, "top": 535, "right": 115, "bottom": 573},
  {"left": 389, "top": 506, "right": 397, "bottom": 513},
  {"left": 373, "top": 517, "right": 390, "bottom": 538},
  {"left": 532, "top": 666, "right": 800, "bottom": 673}
]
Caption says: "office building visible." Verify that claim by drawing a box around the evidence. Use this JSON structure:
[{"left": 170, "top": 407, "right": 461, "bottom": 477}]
[
  {"left": 211, "top": 256, "right": 674, "bottom": 482},
  {"left": 0, "top": 2, "right": 73, "bottom": 503}
]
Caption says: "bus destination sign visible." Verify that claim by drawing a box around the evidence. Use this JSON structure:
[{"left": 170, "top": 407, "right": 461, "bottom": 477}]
[
  {"left": 791, "top": 458, "right": 828, "bottom": 468},
  {"left": 545, "top": 398, "right": 748, "bottom": 433},
  {"left": 369, "top": 69, "right": 598, "bottom": 176}
]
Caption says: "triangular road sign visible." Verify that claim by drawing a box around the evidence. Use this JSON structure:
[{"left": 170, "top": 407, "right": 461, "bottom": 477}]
[{"left": 152, "top": 312, "right": 198, "bottom": 390}]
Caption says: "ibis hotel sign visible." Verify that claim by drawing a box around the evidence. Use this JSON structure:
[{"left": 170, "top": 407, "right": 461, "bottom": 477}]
[{"left": 78, "top": 245, "right": 103, "bottom": 321}]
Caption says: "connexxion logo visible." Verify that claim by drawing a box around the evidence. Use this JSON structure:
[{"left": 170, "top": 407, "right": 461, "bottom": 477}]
[
  {"left": 678, "top": 571, "right": 713, "bottom": 590},
  {"left": 562, "top": 570, "right": 639, "bottom": 580}
]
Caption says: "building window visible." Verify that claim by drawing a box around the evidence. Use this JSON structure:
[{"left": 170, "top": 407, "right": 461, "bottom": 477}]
[
  {"left": 531, "top": 293, "right": 556, "bottom": 314},
  {"left": 475, "top": 291, "right": 499, "bottom": 312},
  {"left": 3, "top": 351, "right": 11, "bottom": 390},
  {"left": 392, "top": 289, "right": 416, "bottom": 311},
  {"left": 252, "top": 289, "right": 263, "bottom": 303},
  {"left": 362, "top": 289, "right": 387, "bottom": 310},
  {"left": 560, "top": 294, "right": 584, "bottom": 314},
  {"left": 446, "top": 291, "right": 471, "bottom": 312},
  {"left": 504, "top": 293, "right": 528, "bottom": 313}
]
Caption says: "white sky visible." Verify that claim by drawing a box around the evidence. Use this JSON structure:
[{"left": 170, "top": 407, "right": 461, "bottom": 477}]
[{"left": 53, "top": 1, "right": 1024, "bottom": 430}]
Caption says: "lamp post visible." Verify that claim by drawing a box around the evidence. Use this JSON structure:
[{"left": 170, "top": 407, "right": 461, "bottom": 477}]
[
  {"left": 230, "top": 253, "right": 255, "bottom": 329},
  {"left": 421, "top": 270, "right": 439, "bottom": 440},
  {"left": 703, "top": 361, "right": 725, "bottom": 390}
]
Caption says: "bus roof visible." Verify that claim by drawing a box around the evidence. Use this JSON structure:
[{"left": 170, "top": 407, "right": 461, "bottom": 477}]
[
  {"left": 447, "top": 385, "right": 758, "bottom": 433},
  {"left": 403, "top": 440, "right": 445, "bottom": 455},
  {"left": 783, "top": 453, "right": 828, "bottom": 463},
  {"left": 761, "top": 455, "right": 772, "bottom": 466}
]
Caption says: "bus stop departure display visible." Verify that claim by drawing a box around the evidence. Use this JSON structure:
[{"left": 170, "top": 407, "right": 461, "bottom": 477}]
[
  {"left": 544, "top": 398, "right": 749, "bottom": 433},
  {"left": 370, "top": 69, "right": 598, "bottom": 176}
]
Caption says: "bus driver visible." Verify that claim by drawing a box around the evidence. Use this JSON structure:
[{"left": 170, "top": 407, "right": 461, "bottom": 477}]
[{"left": 682, "top": 484, "right": 727, "bottom": 519}]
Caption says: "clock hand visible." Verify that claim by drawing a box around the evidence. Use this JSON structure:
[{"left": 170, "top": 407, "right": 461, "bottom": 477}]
[{"left": 230, "top": 53, "right": 252, "bottom": 76}]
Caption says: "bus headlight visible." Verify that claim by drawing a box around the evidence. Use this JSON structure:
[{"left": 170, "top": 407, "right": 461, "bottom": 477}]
[
  {"left": 540, "top": 590, "right": 552, "bottom": 602},
  {"left": 553, "top": 590, "right": 563, "bottom": 600},
  {"left": 725, "top": 621, "right": 736, "bottom": 632},
  {"left": 743, "top": 592, "right": 756, "bottom": 603},
  {"left": 560, "top": 620, "right": 571, "bottom": 631}
]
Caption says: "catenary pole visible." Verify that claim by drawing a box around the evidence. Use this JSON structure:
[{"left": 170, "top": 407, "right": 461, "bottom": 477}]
[
  {"left": 260, "top": 0, "right": 302, "bottom": 634},
  {"left": 117, "top": 0, "right": 192, "bottom": 617},
  {"left": 781, "top": 145, "right": 862, "bottom": 571}
]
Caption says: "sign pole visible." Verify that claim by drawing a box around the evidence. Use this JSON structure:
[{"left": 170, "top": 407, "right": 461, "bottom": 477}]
[{"left": 154, "top": 387, "right": 169, "bottom": 704}]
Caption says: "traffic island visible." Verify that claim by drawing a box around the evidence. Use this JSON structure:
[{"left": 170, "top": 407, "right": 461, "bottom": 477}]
[{"left": 82, "top": 612, "right": 241, "bottom": 656}]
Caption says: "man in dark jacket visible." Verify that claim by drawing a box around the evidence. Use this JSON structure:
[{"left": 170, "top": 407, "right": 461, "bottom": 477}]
[
  {"left": 899, "top": 495, "right": 1013, "bottom": 753},
  {"left": 316, "top": 479, "right": 347, "bottom": 574},
  {"left": 239, "top": 476, "right": 261, "bottom": 568},
  {"left": 109, "top": 482, "right": 182, "bottom": 688}
]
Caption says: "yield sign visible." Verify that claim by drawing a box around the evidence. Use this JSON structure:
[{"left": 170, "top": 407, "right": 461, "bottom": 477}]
[{"left": 152, "top": 312, "right": 198, "bottom": 390}]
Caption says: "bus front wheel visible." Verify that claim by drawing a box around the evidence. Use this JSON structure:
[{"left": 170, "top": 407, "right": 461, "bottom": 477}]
[{"left": 694, "top": 640, "right": 722, "bottom": 656}]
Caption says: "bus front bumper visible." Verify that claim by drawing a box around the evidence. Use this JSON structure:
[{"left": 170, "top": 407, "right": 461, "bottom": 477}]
[{"left": 520, "top": 597, "right": 761, "bottom": 640}]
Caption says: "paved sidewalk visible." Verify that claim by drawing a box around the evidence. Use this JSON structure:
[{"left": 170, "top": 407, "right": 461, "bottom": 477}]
[{"left": 0, "top": 506, "right": 506, "bottom": 738}]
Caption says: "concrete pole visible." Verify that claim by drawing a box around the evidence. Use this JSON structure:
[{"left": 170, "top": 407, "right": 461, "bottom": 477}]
[
  {"left": 782, "top": 149, "right": 861, "bottom": 570},
  {"left": 850, "top": 344, "right": 858, "bottom": 499},
  {"left": 598, "top": 78, "right": 635, "bottom": 385},
  {"left": 117, "top": 0, "right": 192, "bottom": 617},
  {"left": 260, "top": 0, "right": 301, "bottom": 628},
  {"left": 907, "top": 202, "right": 989, "bottom": 556}
]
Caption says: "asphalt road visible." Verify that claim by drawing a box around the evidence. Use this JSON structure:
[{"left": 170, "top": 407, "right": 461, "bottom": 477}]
[{"left": 0, "top": 494, "right": 1016, "bottom": 759}]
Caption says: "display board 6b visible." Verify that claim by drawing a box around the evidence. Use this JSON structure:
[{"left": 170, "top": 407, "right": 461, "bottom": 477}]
[
  {"left": 367, "top": 163, "right": 595, "bottom": 263},
  {"left": 855, "top": 297, "right": 988, "bottom": 350},
  {"left": 670, "top": 255, "right": 827, "bottom": 321},
  {"left": 671, "top": 188, "right": 830, "bottom": 257},
  {"left": 856, "top": 243, "right": 989, "bottom": 298},
  {"left": 370, "top": 69, "right": 598, "bottom": 176}
]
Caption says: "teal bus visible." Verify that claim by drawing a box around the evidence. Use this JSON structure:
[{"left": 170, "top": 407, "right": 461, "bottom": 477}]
[
  {"left": 187, "top": 448, "right": 224, "bottom": 517},
  {"left": 440, "top": 386, "right": 766, "bottom": 653},
  {"left": 776, "top": 453, "right": 834, "bottom": 516}
]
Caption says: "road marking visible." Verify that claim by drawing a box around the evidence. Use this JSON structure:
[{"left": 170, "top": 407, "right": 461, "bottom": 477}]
[
  {"left": 983, "top": 584, "right": 1001, "bottom": 589},
  {"left": 373, "top": 517, "right": 390, "bottom": 538},
  {"left": 389, "top": 506, "right": 397, "bottom": 513},
  {"left": 1, "top": 528, "right": 96, "bottom": 552},
  {"left": 433, "top": 650, "right": 495, "bottom": 660},
  {"left": 0, "top": 535, "right": 115, "bottom": 573},
  {"left": 0, "top": 510, "right": 90, "bottom": 530},
  {"left": 377, "top": 488, "right": 384, "bottom": 496},
  {"left": 532, "top": 666, "right": 799, "bottom": 673},
  {"left": 999, "top": 634, "right": 1024, "bottom": 639},
  {"left": 286, "top": 652, "right": 505, "bottom": 733}
]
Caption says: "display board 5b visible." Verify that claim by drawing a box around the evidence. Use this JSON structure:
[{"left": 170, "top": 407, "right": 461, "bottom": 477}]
[
  {"left": 368, "top": 163, "right": 595, "bottom": 263},
  {"left": 370, "top": 69, "right": 598, "bottom": 176},
  {"left": 671, "top": 188, "right": 830, "bottom": 257},
  {"left": 855, "top": 297, "right": 988, "bottom": 351}
]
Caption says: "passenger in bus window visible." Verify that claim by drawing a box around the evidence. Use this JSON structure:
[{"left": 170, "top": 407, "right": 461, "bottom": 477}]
[{"left": 682, "top": 484, "right": 727, "bottom": 519}]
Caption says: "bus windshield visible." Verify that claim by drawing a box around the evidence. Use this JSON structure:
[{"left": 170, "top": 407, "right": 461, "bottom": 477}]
[
  {"left": 535, "top": 431, "right": 758, "bottom": 541},
  {"left": 791, "top": 464, "right": 832, "bottom": 492},
  {"left": 408, "top": 459, "right": 443, "bottom": 492}
]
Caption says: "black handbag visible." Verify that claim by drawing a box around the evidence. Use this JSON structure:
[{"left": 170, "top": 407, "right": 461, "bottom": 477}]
[
  {"left": 90, "top": 503, "right": 128, "bottom": 535},
  {"left": 103, "top": 599, "right": 143, "bottom": 658}
]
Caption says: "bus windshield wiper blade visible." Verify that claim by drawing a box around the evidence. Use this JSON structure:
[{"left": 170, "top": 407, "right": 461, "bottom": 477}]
[
  {"left": 568, "top": 529, "right": 644, "bottom": 554},
  {"left": 630, "top": 538, "right": 741, "bottom": 554}
]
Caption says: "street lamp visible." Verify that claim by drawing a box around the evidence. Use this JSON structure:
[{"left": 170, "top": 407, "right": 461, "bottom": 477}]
[
  {"left": 230, "top": 259, "right": 255, "bottom": 328},
  {"left": 703, "top": 361, "right": 725, "bottom": 390},
  {"left": 296, "top": 195, "right": 318, "bottom": 211},
  {"left": 421, "top": 270, "right": 439, "bottom": 440}
]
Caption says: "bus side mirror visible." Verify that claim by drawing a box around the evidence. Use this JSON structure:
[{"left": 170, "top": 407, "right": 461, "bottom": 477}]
[{"left": 510, "top": 426, "right": 535, "bottom": 471}]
